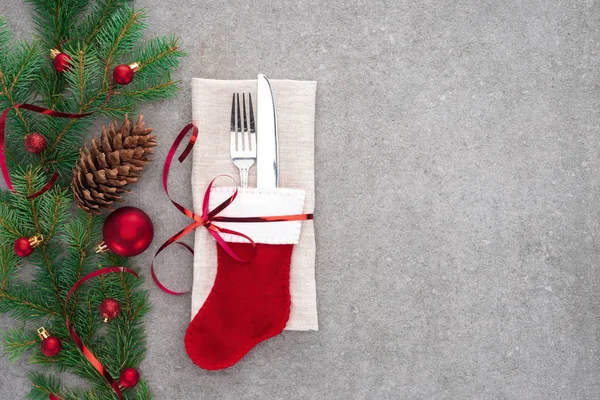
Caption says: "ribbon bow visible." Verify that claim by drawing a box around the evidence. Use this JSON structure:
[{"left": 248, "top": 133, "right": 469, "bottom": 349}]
[{"left": 151, "top": 123, "right": 313, "bottom": 295}]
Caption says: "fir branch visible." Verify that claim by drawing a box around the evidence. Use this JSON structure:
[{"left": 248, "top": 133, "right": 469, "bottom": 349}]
[
  {"left": 39, "top": 246, "right": 65, "bottom": 312},
  {"left": 9, "top": 44, "right": 40, "bottom": 93},
  {"left": 27, "top": 372, "right": 106, "bottom": 400},
  {"left": 43, "top": 47, "right": 103, "bottom": 157},
  {"left": 97, "top": 6, "right": 146, "bottom": 82},
  {"left": 84, "top": 298, "right": 95, "bottom": 343},
  {"left": 44, "top": 114, "right": 93, "bottom": 164},
  {"left": 0, "top": 41, "right": 44, "bottom": 133},
  {"left": 79, "top": 0, "right": 133, "bottom": 45},
  {"left": 25, "top": 171, "right": 43, "bottom": 234},
  {"left": 132, "top": 380, "right": 150, "bottom": 400},
  {"left": 11, "top": 169, "right": 67, "bottom": 310},
  {"left": 0, "top": 17, "right": 10, "bottom": 55},
  {"left": 36, "top": 68, "right": 65, "bottom": 109},
  {"left": 25, "top": 0, "right": 90, "bottom": 49},
  {"left": 111, "top": 80, "right": 179, "bottom": 100},
  {"left": 0, "top": 208, "right": 25, "bottom": 238},
  {"left": 0, "top": 190, "right": 15, "bottom": 209},
  {"left": 37, "top": 186, "right": 71, "bottom": 242},
  {"left": 0, "top": 244, "right": 19, "bottom": 289},
  {"left": 133, "top": 35, "right": 184, "bottom": 77},
  {"left": 60, "top": 211, "right": 102, "bottom": 314},
  {"left": 27, "top": 371, "right": 61, "bottom": 400},
  {"left": 1, "top": 328, "right": 39, "bottom": 362},
  {"left": 119, "top": 271, "right": 132, "bottom": 316},
  {"left": 77, "top": 50, "right": 86, "bottom": 105},
  {"left": 62, "top": 45, "right": 103, "bottom": 109},
  {"left": 0, "top": 284, "right": 58, "bottom": 320},
  {"left": 7, "top": 168, "right": 46, "bottom": 233}
]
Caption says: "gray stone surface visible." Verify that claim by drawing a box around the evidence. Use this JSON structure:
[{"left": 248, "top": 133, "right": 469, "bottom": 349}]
[{"left": 1, "top": 0, "right": 600, "bottom": 399}]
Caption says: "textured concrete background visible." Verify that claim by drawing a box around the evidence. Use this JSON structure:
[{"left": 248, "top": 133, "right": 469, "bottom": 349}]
[{"left": 1, "top": 0, "right": 600, "bottom": 399}]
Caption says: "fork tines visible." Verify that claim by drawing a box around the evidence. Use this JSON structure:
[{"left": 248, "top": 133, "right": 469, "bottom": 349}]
[{"left": 230, "top": 93, "right": 256, "bottom": 188}]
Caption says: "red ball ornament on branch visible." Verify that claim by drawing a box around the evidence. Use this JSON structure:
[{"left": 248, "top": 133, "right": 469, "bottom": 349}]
[
  {"left": 14, "top": 234, "right": 43, "bottom": 257},
  {"left": 49, "top": 393, "right": 61, "bottom": 400},
  {"left": 96, "top": 207, "right": 154, "bottom": 257},
  {"left": 50, "top": 49, "right": 71, "bottom": 73},
  {"left": 24, "top": 132, "right": 47, "bottom": 154},
  {"left": 113, "top": 62, "right": 140, "bottom": 85},
  {"left": 38, "top": 327, "right": 61, "bottom": 357},
  {"left": 100, "top": 298, "right": 121, "bottom": 322},
  {"left": 119, "top": 367, "right": 140, "bottom": 389}
]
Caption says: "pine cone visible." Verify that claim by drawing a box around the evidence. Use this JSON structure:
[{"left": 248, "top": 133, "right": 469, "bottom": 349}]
[{"left": 72, "top": 115, "right": 156, "bottom": 214}]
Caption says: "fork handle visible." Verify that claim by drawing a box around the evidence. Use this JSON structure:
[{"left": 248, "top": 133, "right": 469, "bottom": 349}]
[{"left": 239, "top": 168, "right": 249, "bottom": 188}]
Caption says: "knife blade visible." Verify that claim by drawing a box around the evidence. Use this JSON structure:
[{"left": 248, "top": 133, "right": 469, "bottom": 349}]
[{"left": 256, "top": 74, "right": 279, "bottom": 188}]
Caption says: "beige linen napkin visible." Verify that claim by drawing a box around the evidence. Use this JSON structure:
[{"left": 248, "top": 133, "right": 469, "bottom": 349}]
[{"left": 191, "top": 78, "right": 318, "bottom": 331}]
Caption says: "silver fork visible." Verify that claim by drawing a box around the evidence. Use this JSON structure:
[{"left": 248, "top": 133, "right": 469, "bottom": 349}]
[{"left": 230, "top": 93, "right": 256, "bottom": 188}]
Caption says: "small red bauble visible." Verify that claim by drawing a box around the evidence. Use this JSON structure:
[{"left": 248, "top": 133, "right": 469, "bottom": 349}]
[
  {"left": 14, "top": 235, "right": 43, "bottom": 257},
  {"left": 119, "top": 367, "right": 140, "bottom": 389},
  {"left": 101, "top": 207, "right": 154, "bottom": 257},
  {"left": 49, "top": 393, "right": 60, "bottom": 400},
  {"left": 50, "top": 49, "right": 71, "bottom": 73},
  {"left": 24, "top": 133, "right": 47, "bottom": 154},
  {"left": 14, "top": 237, "right": 34, "bottom": 257},
  {"left": 41, "top": 336, "right": 62, "bottom": 357},
  {"left": 113, "top": 63, "right": 139, "bottom": 85},
  {"left": 100, "top": 298, "right": 121, "bottom": 322},
  {"left": 38, "top": 327, "right": 61, "bottom": 357}
]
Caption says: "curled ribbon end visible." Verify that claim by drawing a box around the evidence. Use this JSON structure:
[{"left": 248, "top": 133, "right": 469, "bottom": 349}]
[{"left": 151, "top": 242, "right": 193, "bottom": 296}]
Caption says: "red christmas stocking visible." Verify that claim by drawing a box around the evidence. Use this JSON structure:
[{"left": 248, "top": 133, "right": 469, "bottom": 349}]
[
  {"left": 185, "top": 242, "right": 293, "bottom": 370},
  {"left": 185, "top": 187, "right": 306, "bottom": 370}
]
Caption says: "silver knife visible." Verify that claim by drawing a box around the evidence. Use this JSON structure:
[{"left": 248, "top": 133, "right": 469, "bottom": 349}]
[{"left": 256, "top": 74, "right": 279, "bottom": 188}]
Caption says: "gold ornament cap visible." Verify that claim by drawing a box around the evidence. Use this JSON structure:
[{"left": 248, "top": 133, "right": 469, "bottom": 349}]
[
  {"left": 37, "top": 327, "right": 50, "bottom": 340},
  {"left": 29, "top": 234, "right": 44, "bottom": 249},
  {"left": 50, "top": 49, "right": 60, "bottom": 59},
  {"left": 129, "top": 62, "right": 140, "bottom": 72},
  {"left": 95, "top": 240, "right": 108, "bottom": 254}
]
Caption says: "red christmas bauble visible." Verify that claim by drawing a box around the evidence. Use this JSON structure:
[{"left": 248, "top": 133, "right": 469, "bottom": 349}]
[
  {"left": 119, "top": 367, "right": 140, "bottom": 389},
  {"left": 49, "top": 393, "right": 60, "bottom": 400},
  {"left": 113, "top": 64, "right": 135, "bottom": 85},
  {"left": 14, "top": 236, "right": 34, "bottom": 257},
  {"left": 103, "top": 207, "right": 154, "bottom": 257},
  {"left": 100, "top": 298, "right": 121, "bottom": 322},
  {"left": 41, "top": 336, "right": 62, "bottom": 357},
  {"left": 53, "top": 52, "right": 71, "bottom": 72},
  {"left": 24, "top": 133, "right": 47, "bottom": 154}
]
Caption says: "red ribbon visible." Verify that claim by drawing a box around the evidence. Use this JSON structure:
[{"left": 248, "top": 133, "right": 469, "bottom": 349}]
[
  {"left": 0, "top": 104, "right": 92, "bottom": 198},
  {"left": 65, "top": 266, "right": 139, "bottom": 399},
  {"left": 151, "top": 123, "right": 314, "bottom": 295}
]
